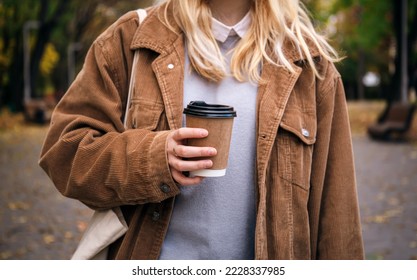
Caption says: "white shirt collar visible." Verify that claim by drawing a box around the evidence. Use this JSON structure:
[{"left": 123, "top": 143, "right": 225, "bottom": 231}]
[{"left": 211, "top": 12, "right": 251, "bottom": 43}]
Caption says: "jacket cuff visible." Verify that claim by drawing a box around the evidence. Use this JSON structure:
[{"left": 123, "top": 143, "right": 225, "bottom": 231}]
[
  {"left": 124, "top": 130, "right": 180, "bottom": 204},
  {"left": 146, "top": 130, "right": 181, "bottom": 200}
]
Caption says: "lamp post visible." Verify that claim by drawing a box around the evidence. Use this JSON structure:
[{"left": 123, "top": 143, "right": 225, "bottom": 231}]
[
  {"left": 67, "top": 42, "right": 82, "bottom": 88},
  {"left": 400, "top": 0, "right": 408, "bottom": 103},
  {"left": 23, "top": 20, "right": 40, "bottom": 104}
]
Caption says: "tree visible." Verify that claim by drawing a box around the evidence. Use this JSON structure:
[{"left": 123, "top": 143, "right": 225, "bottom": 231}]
[
  {"left": 4, "top": 0, "right": 415, "bottom": 112},
  {"left": 324, "top": 0, "right": 417, "bottom": 101},
  {"left": 0, "top": 0, "right": 37, "bottom": 111},
  {"left": 0, "top": 0, "right": 154, "bottom": 113}
]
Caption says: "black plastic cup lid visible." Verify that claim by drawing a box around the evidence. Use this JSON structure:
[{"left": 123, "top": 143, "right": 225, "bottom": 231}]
[{"left": 183, "top": 101, "right": 237, "bottom": 118}]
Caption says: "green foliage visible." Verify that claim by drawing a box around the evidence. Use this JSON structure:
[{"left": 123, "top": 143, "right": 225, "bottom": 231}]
[
  {"left": 0, "top": 0, "right": 155, "bottom": 110},
  {"left": 0, "top": 1, "right": 37, "bottom": 89},
  {"left": 307, "top": 0, "right": 417, "bottom": 99},
  {"left": 1, "top": 0, "right": 416, "bottom": 109}
]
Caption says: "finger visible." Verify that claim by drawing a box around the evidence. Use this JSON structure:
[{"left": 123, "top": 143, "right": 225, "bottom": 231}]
[
  {"left": 172, "top": 127, "right": 208, "bottom": 141},
  {"left": 170, "top": 157, "right": 213, "bottom": 172},
  {"left": 171, "top": 169, "right": 204, "bottom": 186},
  {"left": 173, "top": 146, "right": 179, "bottom": 157},
  {"left": 174, "top": 145, "right": 217, "bottom": 159}
]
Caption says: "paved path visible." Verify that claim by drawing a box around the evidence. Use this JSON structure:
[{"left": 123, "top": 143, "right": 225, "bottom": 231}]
[
  {"left": 0, "top": 126, "right": 416, "bottom": 259},
  {"left": 354, "top": 135, "right": 417, "bottom": 260},
  {"left": 0, "top": 126, "right": 92, "bottom": 260}
]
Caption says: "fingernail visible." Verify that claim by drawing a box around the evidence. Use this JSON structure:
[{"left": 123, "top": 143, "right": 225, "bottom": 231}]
[
  {"left": 209, "top": 148, "right": 217, "bottom": 155},
  {"left": 200, "top": 129, "right": 208, "bottom": 137}
]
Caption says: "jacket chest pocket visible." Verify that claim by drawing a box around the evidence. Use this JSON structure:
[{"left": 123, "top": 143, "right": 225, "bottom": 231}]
[
  {"left": 277, "top": 108, "right": 317, "bottom": 191},
  {"left": 125, "top": 99, "right": 165, "bottom": 131}
]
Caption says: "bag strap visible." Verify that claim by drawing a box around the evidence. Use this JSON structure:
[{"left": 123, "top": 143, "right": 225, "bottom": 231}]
[{"left": 123, "top": 9, "right": 148, "bottom": 128}]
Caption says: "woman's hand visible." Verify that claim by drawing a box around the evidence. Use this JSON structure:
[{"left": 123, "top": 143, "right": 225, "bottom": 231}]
[{"left": 166, "top": 128, "right": 217, "bottom": 186}]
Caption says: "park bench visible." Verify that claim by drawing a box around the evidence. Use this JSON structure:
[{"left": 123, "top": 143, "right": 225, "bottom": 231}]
[
  {"left": 367, "top": 101, "right": 416, "bottom": 140},
  {"left": 24, "top": 97, "right": 55, "bottom": 124}
]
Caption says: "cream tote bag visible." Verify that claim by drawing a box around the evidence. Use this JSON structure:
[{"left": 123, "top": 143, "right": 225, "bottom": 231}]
[{"left": 71, "top": 8, "right": 147, "bottom": 260}]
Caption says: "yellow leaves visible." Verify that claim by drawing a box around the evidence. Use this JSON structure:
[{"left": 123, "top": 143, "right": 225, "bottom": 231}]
[
  {"left": 8, "top": 201, "right": 31, "bottom": 210},
  {"left": 16, "top": 216, "right": 28, "bottom": 224},
  {"left": 40, "top": 43, "right": 59, "bottom": 76},
  {"left": 347, "top": 101, "right": 385, "bottom": 135},
  {"left": 364, "top": 208, "right": 403, "bottom": 224},
  {"left": 368, "top": 215, "right": 388, "bottom": 224},
  {"left": 77, "top": 221, "right": 88, "bottom": 233},
  {"left": 367, "top": 253, "right": 385, "bottom": 260},
  {"left": 0, "top": 121, "right": 95, "bottom": 260},
  {"left": 8, "top": 201, "right": 31, "bottom": 225},
  {"left": 41, "top": 231, "right": 76, "bottom": 246},
  {"left": 43, "top": 234, "right": 55, "bottom": 245},
  {"left": 409, "top": 241, "right": 417, "bottom": 249},
  {"left": 64, "top": 231, "right": 74, "bottom": 240},
  {"left": 0, "top": 108, "right": 25, "bottom": 131},
  {"left": 0, "top": 251, "right": 13, "bottom": 259}
]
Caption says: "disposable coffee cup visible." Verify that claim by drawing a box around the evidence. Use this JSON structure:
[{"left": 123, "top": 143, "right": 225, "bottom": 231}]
[{"left": 183, "top": 101, "right": 237, "bottom": 177}]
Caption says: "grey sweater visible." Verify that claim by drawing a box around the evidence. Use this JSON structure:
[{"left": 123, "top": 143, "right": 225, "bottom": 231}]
[{"left": 159, "top": 14, "right": 257, "bottom": 260}]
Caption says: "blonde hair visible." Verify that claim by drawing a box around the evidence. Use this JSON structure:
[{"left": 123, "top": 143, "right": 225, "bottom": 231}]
[{"left": 159, "top": 0, "right": 339, "bottom": 83}]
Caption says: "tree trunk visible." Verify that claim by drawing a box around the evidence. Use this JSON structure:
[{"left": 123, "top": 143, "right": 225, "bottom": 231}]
[
  {"left": 5, "top": 40, "right": 25, "bottom": 111},
  {"left": 407, "top": 1, "right": 417, "bottom": 95},
  {"left": 2, "top": 3, "right": 25, "bottom": 111},
  {"left": 386, "top": 0, "right": 402, "bottom": 104},
  {"left": 30, "top": 0, "right": 69, "bottom": 99},
  {"left": 357, "top": 49, "right": 366, "bottom": 100}
]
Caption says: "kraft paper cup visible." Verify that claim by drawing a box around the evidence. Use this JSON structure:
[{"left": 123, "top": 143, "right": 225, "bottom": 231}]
[{"left": 183, "top": 101, "right": 237, "bottom": 177}]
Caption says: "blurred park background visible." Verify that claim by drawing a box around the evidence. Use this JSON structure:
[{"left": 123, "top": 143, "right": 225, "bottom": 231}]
[{"left": 1, "top": 0, "right": 417, "bottom": 260}]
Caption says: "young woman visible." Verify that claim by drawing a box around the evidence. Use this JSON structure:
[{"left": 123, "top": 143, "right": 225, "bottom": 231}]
[{"left": 39, "top": 0, "right": 364, "bottom": 259}]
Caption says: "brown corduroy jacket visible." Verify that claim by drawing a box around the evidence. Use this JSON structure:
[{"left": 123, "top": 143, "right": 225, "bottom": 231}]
[{"left": 39, "top": 5, "right": 364, "bottom": 260}]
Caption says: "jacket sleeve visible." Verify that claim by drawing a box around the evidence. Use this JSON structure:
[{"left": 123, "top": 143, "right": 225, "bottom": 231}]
[
  {"left": 312, "top": 61, "right": 365, "bottom": 259},
  {"left": 39, "top": 12, "right": 180, "bottom": 210}
]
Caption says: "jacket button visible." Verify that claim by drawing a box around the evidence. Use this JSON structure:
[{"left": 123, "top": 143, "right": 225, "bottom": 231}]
[
  {"left": 167, "top": 63, "right": 174, "bottom": 70},
  {"left": 160, "top": 184, "right": 170, "bottom": 193},
  {"left": 152, "top": 211, "right": 160, "bottom": 221},
  {"left": 301, "top": 128, "right": 310, "bottom": 137}
]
